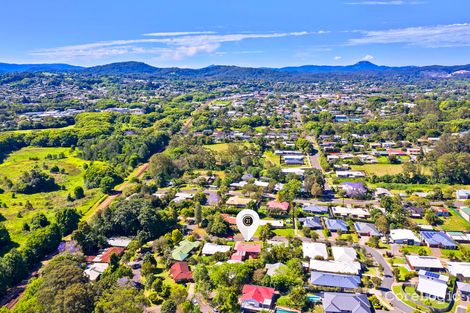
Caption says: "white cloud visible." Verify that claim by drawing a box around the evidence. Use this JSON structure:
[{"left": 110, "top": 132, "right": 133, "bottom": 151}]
[
  {"left": 31, "top": 31, "right": 310, "bottom": 61},
  {"left": 143, "top": 31, "right": 216, "bottom": 36},
  {"left": 345, "top": 1, "right": 423, "bottom": 5},
  {"left": 348, "top": 23, "right": 470, "bottom": 48},
  {"left": 362, "top": 54, "right": 374, "bottom": 60},
  {"left": 334, "top": 56, "right": 342, "bottom": 60}
]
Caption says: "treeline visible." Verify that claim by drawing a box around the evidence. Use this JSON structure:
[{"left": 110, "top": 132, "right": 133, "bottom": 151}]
[
  {"left": 10, "top": 252, "right": 147, "bottom": 313},
  {"left": 72, "top": 196, "right": 176, "bottom": 254},
  {"left": 0, "top": 208, "right": 80, "bottom": 297}
]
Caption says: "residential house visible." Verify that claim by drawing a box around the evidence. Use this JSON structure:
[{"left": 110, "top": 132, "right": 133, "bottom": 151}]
[
  {"left": 457, "top": 282, "right": 470, "bottom": 301},
  {"left": 310, "top": 271, "right": 361, "bottom": 290},
  {"left": 201, "top": 243, "right": 231, "bottom": 255},
  {"left": 447, "top": 262, "right": 470, "bottom": 282},
  {"left": 420, "top": 231, "right": 457, "bottom": 249},
  {"left": 390, "top": 229, "right": 422, "bottom": 245},
  {"left": 322, "top": 292, "right": 371, "bottom": 313},
  {"left": 433, "top": 207, "right": 449, "bottom": 217},
  {"left": 310, "top": 260, "right": 362, "bottom": 275},
  {"left": 170, "top": 262, "right": 193, "bottom": 282},
  {"left": 240, "top": 285, "right": 276, "bottom": 312},
  {"left": 302, "top": 204, "right": 329, "bottom": 214},
  {"left": 447, "top": 232, "right": 470, "bottom": 243},
  {"left": 331, "top": 206, "right": 370, "bottom": 219},
  {"left": 231, "top": 242, "right": 262, "bottom": 261},
  {"left": 456, "top": 190, "right": 470, "bottom": 200},
  {"left": 417, "top": 270, "right": 449, "bottom": 300},
  {"left": 341, "top": 182, "right": 368, "bottom": 198},
  {"left": 461, "top": 207, "right": 470, "bottom": 222},
  {"left": 354, "top": 222, "right": 381, "bottom": 237},
  {"left": 301, "top": 216, "right": 324, "bottom": 229},
  {"left": 171, "top": 240, "right": 201, "bottom": 261},
  {"left": 266, "top": 201, "right": 289, "bottom": 214},
  {"left": 302, "top": 242, "right": 328, "bottom": 260},
  {"left": 332, "top": 246, "right": 357, "bottom": 262},
  {"left": 226, "top": 196, "right": 253, "bottom": 207},
  {"left": 405, "top": 204, "right": 425, "bottom": 218},
  {"left": 84, "top": 263, "right": 109, "bottom": 281},
  {"left": 325, "top": 219, "right": 349, "bottom": 233},
  {"left": 265, "top": 263, "right": 285, "bottom": 277},
  {"left": 406, "top": 255, "right": 445, "bottom": 271}
]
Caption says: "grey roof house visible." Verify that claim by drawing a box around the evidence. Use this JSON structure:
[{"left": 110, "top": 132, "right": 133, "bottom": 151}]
[
  {"left": 322, "top": 292, "right": 371, "bottom": 313},
  {"left": 354, "top": 222, "right": 381, "bottom": 237},
  {"left": 310, "top": 271, "right": 361, "bottom": 290},
  {"left": 325, "top": 218, "right": 349, "bottom": 232}
]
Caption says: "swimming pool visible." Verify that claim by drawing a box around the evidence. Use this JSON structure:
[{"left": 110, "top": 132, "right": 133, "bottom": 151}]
[
  {"left": 276, "top": 309, "right": 297, "bottom": 313},
  {"left": 307, "top": 294, "right": 322, "bottom": 302}
]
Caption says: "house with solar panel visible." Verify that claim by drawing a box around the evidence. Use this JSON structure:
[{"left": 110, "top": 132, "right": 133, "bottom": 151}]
[
  {"left": 420, "top": 231, "right": 458, "bottom": 249},
  {"left": 417, "top": 270, "right": 449, "bottom": 301}
]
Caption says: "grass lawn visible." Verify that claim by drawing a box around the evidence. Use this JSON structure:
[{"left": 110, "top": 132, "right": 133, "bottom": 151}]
[
  {"left": 351, "top": 163, "right": 404, "bottom": 176},
  {"left": 400, "top": 245, "right": 431, "bottom": 256},
  {"left": 273, "top": 228, "right": 295, "bottom": 237},
  {"left": 204, "top": 142, "right": 253, "bottom": 153},
  {"left": 263, "top": 151, "right": 281, "bottom": 167},
  {"left": 0, "top": 147, "right": 103, "bottom": 250},
  {"left": 395, "top": 266, "right": 410, "bottom": 281},
  {"left": 339, "top": 233, "right": 359, "bottom": 243},
  {"left": 392, "top": 285, "right": 427, "bottom": 311},
  {"left": 440, "top": 208, "right": 470, "bottom": 232},
  {"left": 1, "top": 125, "right": 75, "bottom": 135},
  {"left": 441, "top": 245, "right": 470, "bottom": 260},
  {"left": 404, "top": 285, "right": 449, "bottom": 309}
]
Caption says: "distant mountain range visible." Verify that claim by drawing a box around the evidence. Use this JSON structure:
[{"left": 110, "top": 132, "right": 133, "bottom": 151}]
[{"left": 1, "top": 60, "right": 469, "bottom": 79}]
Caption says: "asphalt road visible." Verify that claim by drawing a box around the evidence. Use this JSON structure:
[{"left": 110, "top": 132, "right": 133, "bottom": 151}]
[{"left": 362, "top": 245, "right": 414, "bottom": 313}]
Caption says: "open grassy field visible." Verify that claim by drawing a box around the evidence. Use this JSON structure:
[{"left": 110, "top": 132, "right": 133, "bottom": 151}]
[
  {"left": 0, "top": 147, "right": 103, "bottom": 249},
  {"left": 440, "top": 208, "right": 470, "bottom": 232},
  {"left": 204, "top": 142, "right": 253, "bottom": 153},
  {"left": 351, "top": 163, "right": 404, "bottom": 176}
]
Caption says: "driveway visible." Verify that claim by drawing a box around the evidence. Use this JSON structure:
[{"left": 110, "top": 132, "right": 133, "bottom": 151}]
[{"left": 362, "top": 245, "right": 414, "bottom": 313}]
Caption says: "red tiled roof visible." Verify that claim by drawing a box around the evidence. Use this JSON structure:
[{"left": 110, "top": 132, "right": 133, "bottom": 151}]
[
  {"left": 170, "top": 262, "right": 193, "bottom": 281},
  {"left": 387, "top": 149, "right": 407, "bottom": 155},
  {"left": 241, "top": 284, "right": 275, "bottom": 303},
  {"left": 98, "top": 247, "right": 125, "bottom": 263},
  {"left": 230, "top": 251, "right": 244, "bottom": 261},
  {"left": 235, "top": 242, "right": 262, "bottom": 253},
  {"left": 221, "top": 213, "right": 237, "bottom": 225},
  {"left": 267, "top": 201, "right": 289, "bottom": 211}
]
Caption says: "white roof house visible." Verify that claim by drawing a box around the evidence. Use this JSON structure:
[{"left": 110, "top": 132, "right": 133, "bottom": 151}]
[
  {"left": 390, "top": 229, "right": 422, "bottom": 245},
  {"left": 310, "top": 260, "right": 362, "bottom": 275},
  {"left": 107, "top": 236, "right": 133, "bottom": 248},
  {"left": 331, "top": 206, "right": 370, "bottom": 219},
  {"left": 456, "top": 189, "right": 470, "bottom": 200},
  {"left": 202, "top": 243, "right": 231, "bottom": 255},
  {"left": 84, "top": 263, "right": 109, "bottom": 281},
  {"left": 406, "top": 255, "right": 444, "bottom": 271},
  {"left": 265, "top": 263, "right": 285, "bottom": 276},
  {"left": 302, "top": 242, "right": 328, "bottom": 260},
  {"left": 417, "top": 270, "right": 449, "bottom": 299},
  {"left": 332, "top": 246, "right": 357, "bottom": 262},
  {"left": 447, "top": 262, "right": 470, "bottom": 280},
  {"left": 260, "top": 220, "right": 284, "bottom": 227}
]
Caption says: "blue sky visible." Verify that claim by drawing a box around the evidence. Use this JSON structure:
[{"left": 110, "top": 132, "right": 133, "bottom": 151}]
[{"left": 1, "top": 0, "right": 469, "bottom": 67}]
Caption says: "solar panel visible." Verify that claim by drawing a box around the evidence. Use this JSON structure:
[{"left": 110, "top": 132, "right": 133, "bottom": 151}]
[{"left": 425, "top": 271, "right": 440, "bottom": 279}]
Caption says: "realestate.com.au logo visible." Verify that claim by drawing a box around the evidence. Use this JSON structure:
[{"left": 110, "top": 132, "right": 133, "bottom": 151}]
[{"left": 383, "top": 290, "right": 457, "bottom": 302}]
